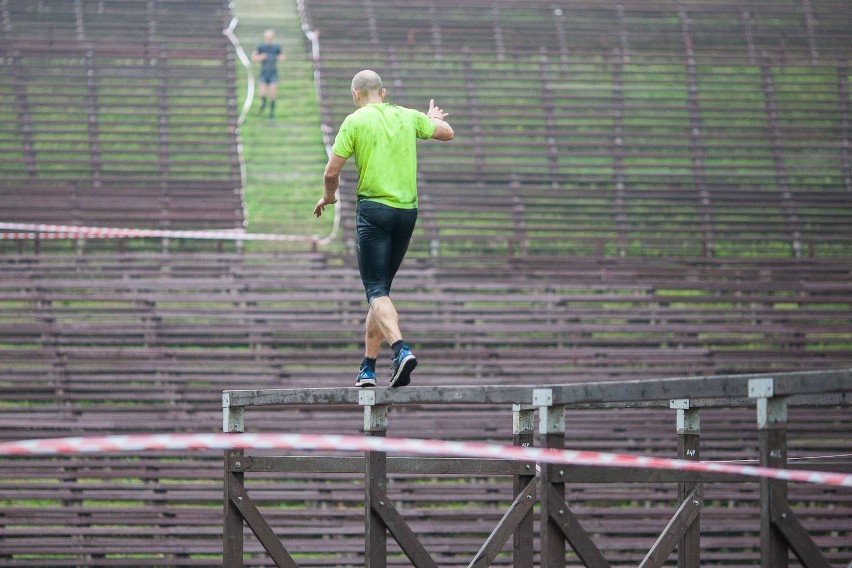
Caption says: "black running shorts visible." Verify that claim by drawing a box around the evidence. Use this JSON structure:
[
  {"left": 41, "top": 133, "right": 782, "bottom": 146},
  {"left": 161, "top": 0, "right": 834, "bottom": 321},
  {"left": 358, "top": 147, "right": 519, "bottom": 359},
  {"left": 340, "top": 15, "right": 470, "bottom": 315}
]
[{"left": 355, "top": 200, "right": 418, "bottom": 303}]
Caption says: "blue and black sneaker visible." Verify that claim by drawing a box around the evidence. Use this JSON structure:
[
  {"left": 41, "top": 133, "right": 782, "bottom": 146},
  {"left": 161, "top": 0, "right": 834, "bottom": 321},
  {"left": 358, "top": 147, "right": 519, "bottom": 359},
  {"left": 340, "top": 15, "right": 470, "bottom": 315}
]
[
  {"left": 389, "top": 345, "right": 417, "bottom": 388},
  {"left": 355, "top": 367, "right": 377, "bottom": 388}
]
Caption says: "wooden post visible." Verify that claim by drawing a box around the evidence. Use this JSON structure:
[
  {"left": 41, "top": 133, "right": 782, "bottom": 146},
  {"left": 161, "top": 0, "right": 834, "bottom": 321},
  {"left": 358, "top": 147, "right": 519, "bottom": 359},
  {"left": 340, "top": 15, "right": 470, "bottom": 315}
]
[
  {"left": 223, "top": 394, "right": 245, "bottom": 566},
  {"left": 362, "top": 390, "right": 388, "bottom": 568},
  {"left": 672, "top": 399, "right": 700, "bottom": 568},
  {"left": 750, "top": 379, "right": 789, "bottom": 568},
  {"left": 512, "top": 404, "right": 535, "bottom": 568},
  {"left": 535, "top": 389, "right": 566, "bottom": 568}
]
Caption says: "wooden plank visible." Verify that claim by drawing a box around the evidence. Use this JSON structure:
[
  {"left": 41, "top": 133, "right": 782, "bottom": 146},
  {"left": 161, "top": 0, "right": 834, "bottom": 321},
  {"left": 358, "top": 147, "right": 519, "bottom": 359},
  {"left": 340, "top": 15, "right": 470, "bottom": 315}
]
[
  {"left": 223, "top": 370, "right": 852, "bottom": 409},
  {"left": 550, "top": 370, "right": 852, "bottom": 405},
  {"left": 223, "top": 387, "right": 362, "bottom": 407},
  {"left": 772, "top": 370, "right": 852, "bottom": 397},
  {"left": 229, "top": 455, "right": 529, "bottom": 476},
  {"left": 224, "top": 385, "right": 531, "bottom": 407},
  {"left": 469, "top": 477, "right": 537, "bottom": 568},
  {"left": 561, "top": 466, "right": 750, "bottom": 484},
  {"left": 638, "top": 485, "right": 703, "bottom": 568}
]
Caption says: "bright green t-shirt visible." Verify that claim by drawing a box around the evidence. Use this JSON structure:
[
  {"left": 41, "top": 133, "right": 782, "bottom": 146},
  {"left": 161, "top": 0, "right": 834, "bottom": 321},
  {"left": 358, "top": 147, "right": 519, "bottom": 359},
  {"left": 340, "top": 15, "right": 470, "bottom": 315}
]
[{"left": 332, "top": 103, "right": 436, "bottom": 209}]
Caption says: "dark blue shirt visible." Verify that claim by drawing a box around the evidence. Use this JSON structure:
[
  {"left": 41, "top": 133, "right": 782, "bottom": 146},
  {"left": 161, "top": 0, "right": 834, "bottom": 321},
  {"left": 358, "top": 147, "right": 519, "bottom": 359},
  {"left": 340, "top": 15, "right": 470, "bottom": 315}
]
[{"left": 256, "top": 44, "right": 281, "bottom": 73}]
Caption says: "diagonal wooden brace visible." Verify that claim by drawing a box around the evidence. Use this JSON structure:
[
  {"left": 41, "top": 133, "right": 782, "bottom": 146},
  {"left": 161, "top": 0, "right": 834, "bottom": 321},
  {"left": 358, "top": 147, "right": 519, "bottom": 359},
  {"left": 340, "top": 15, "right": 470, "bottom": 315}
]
[
  {"left": 639, "top": 484, "right": 703, "bottom": 568},
  {"left": 228, "top": 478, "right": 300, "bottom": 568},
  {"left": 469, "top": 477, "right": 538, "bottom": 568},
  {"left": 369, "top": 485, "right": 439, "bottom": 568},
  {"left": 770, "top": 489, "right": 832, "bottom": 568},
  {"left": 546, "top": 484, "right": 612, "bottom": 568}
]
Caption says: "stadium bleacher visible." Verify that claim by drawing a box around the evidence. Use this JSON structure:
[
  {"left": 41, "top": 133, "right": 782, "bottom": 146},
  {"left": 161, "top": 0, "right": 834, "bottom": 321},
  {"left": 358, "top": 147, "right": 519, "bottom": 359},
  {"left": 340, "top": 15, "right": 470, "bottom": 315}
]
[
  {"left": 0, "top": 0, "right": 243, "bottom": 229},
  {"left": 0, "top": 0, "right": 850, "bottom": 566},
  {"left": 305, "top": 0, "right": 852, "bottom": 258},
  {"left": 0, "top": 251, "right": 850, "bottom": 565}
]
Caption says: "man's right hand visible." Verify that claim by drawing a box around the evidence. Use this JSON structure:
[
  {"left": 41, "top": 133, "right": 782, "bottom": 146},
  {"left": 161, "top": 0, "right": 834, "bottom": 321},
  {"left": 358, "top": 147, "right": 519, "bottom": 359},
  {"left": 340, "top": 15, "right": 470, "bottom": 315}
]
[{"left": 313, "top": 196, "right": 337, "bottom": 218}]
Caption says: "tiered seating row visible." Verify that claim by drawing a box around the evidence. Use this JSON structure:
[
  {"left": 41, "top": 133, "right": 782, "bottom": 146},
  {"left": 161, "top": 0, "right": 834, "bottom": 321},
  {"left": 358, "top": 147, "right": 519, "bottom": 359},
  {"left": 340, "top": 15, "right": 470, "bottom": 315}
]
[
  {"left": 303, "top": 0, "right": 852, "bottom": 64},
  {"left": 0, "top": 0, "right": 243, "bottom": 229},
  {"left": 318, "top": 49, "right": 851, "bottom": 257},
  {"left": 0, "top": 252, "right": 849, "bottom": 565},
  {"left": 0, "top": 249, "right": 846, "bottom": 404},
  {"left": 301, "top": 0, "right": 852, "bottom": 258},
  {"left": 1, "top": 254, "right": 849, "bottom": 397},
  {"left": 411, "top": 180, "right": 851, "bottom": 258}
]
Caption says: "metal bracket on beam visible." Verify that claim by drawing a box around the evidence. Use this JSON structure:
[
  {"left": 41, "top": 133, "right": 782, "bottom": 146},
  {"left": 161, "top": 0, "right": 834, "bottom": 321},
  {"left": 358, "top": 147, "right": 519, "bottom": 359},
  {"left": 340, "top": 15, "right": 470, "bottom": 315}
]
[
  {"left": 748, "top": 378, "right": 775, "bottom": 399},
  {"left": 222, "top": 392, "right": 245, "bottom": 433},
  {"left": 533, "top": 390, "right": 564, "bottom": 435},
  {"left": 749, "top": 378, "right": 787, "bottom": 428},
  {"left": 532, "top": 388, "right": 553, "bottom": 407},
  {"left": 671, "top": 399, "right": 699, "bottom": 434},
  {"left": 359, "top": 389, "right": 376, "bottom": 407}
]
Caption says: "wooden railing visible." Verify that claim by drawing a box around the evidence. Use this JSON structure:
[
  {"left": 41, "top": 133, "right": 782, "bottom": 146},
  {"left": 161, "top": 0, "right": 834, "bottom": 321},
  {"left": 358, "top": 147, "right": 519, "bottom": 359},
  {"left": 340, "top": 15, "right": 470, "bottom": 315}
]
[{"left": 223, "top": 368, "right": 851, "bottom": 568}]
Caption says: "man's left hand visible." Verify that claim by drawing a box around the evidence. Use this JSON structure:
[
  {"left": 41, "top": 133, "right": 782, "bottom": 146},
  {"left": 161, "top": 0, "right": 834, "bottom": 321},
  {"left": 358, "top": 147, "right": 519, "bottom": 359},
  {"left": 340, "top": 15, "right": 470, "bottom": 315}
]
[{"left": 426, "top": 99, "right": 448, "bottom": 120}]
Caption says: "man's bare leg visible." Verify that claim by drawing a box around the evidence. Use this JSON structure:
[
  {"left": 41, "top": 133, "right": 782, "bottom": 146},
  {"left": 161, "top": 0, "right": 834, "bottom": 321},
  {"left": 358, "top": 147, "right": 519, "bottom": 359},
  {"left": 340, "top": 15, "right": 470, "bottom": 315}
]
[
  {"left": 357, "top": 297, "right": 404, "bottom": 387},
  {"left": 356, "top": 302, "right": 388, "bottom": 387},
  {"left": 258, "top": 83, "right": 268, "bottom": 113},
  {"left": 367, "top": 296, "right": 403, "bottom": 347},
  {"left": 369, "top": 296, "right": 416, "bottom": 387},
  {"left": 267, "top": 83, "right": 278, "bottom": 117},
  {"left": 364, "top": 306, "right": 383, "bottom": 359}
]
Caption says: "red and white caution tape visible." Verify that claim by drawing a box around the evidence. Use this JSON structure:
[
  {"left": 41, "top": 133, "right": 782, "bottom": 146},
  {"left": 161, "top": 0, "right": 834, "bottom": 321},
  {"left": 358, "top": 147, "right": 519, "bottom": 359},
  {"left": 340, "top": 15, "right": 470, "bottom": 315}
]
[
  {"left": 1, "top": 432, "right": 849, "bottom": 488},
  {"left": 0, "top": 222, "right": 321, "bottom": 243}
]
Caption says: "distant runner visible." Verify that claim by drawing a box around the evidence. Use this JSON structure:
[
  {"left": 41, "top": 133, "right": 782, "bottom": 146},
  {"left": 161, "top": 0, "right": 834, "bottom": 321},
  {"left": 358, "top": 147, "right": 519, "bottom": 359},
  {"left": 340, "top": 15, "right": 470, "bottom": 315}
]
[{"left": 251, "top": 29, "right": 286, "bottom": 119}]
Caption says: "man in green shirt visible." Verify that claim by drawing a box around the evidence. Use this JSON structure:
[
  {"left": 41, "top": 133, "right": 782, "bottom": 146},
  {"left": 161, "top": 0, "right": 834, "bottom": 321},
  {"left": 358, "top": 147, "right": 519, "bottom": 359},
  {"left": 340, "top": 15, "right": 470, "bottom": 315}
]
[{"left": 314, "top": 69, "right": 454, "bottom": 387}]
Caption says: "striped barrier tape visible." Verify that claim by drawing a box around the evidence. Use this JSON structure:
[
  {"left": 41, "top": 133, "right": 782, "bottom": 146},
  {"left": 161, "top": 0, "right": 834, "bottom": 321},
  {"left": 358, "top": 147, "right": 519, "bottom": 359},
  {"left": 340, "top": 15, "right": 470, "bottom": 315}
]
[
  {"left": 0, "top": 222, "right": 320, "bottom": 242},
  {"left": 0, "top": 432, "right": 850, "bottom": 488}
]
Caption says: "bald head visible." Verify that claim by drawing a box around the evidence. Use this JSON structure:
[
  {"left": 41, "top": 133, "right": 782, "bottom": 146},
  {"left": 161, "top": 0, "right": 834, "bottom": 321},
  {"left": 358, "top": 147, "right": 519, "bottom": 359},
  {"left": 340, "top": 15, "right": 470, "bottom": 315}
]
[
  {"left": 350, "top": 70, "right": 386, "bottom": 107},
  {"left": 352, "top": 70, "right": 384, "bottom": 95}
]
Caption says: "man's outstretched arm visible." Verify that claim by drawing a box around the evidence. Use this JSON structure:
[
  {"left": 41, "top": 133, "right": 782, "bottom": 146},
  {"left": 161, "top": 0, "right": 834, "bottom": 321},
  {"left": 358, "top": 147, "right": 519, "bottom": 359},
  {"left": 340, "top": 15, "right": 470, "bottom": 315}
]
[{"left": 427, "top": 99, "right": 454, "bottom": 141}]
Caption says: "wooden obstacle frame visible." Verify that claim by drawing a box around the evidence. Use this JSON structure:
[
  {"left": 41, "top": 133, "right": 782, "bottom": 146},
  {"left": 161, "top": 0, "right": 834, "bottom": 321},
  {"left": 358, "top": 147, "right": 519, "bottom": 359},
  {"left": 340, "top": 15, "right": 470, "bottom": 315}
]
[{"left": 222, "top": 368, "right": 851, "bottom": 568}]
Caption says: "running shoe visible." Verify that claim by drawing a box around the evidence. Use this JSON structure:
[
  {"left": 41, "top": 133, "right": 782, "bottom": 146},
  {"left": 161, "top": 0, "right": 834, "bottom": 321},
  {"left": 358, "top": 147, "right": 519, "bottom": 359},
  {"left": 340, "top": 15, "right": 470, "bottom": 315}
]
[
  {"left": 355, "top": 367, "right": 377, "bottom": 388},
  {"left": 389, "top": 345, "right": 417, "bottom": 387}
]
